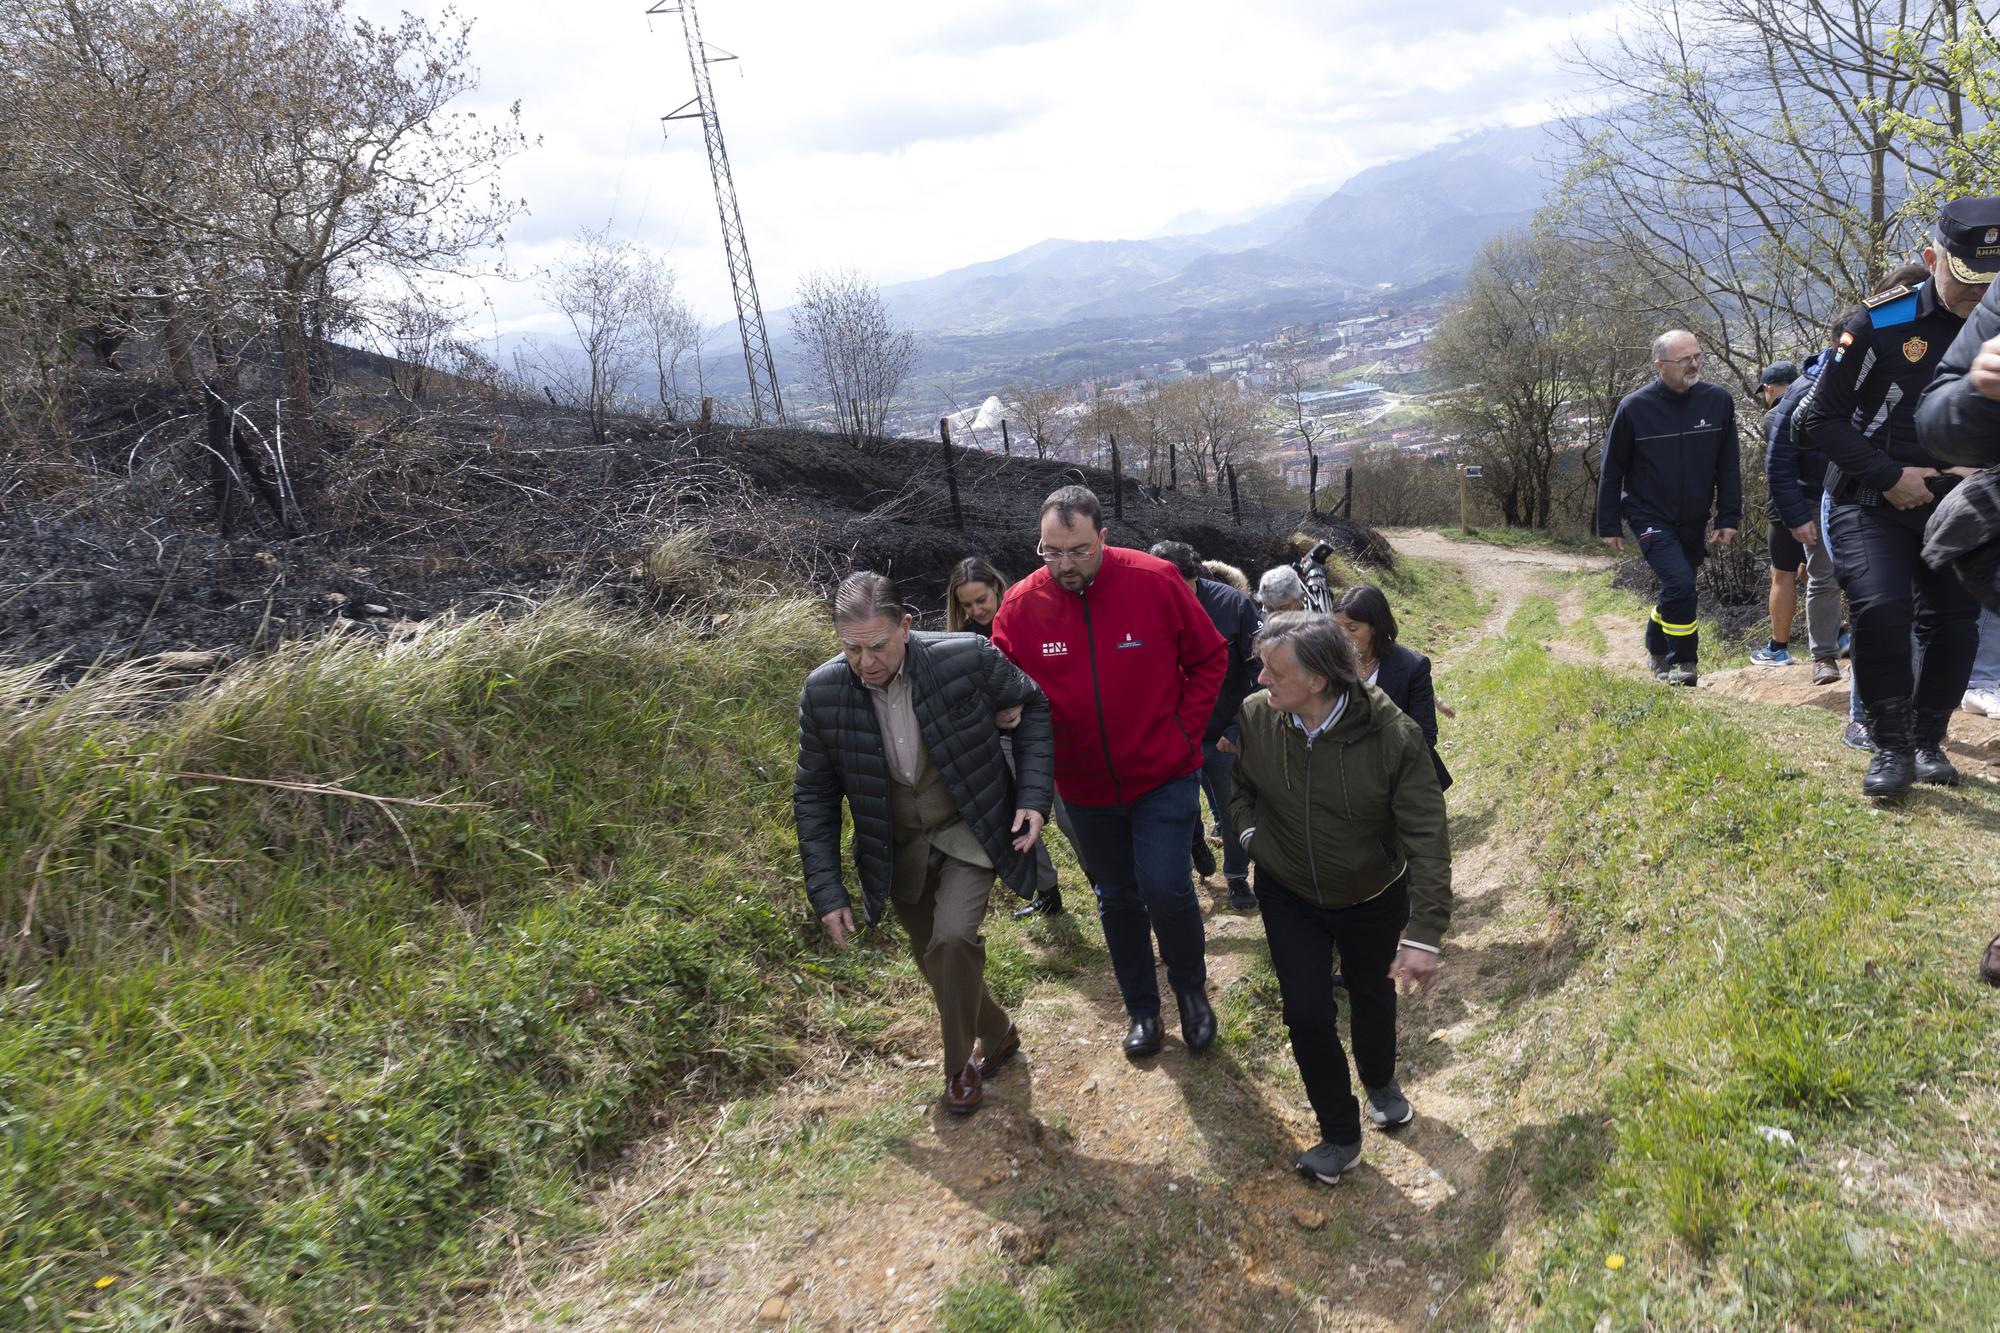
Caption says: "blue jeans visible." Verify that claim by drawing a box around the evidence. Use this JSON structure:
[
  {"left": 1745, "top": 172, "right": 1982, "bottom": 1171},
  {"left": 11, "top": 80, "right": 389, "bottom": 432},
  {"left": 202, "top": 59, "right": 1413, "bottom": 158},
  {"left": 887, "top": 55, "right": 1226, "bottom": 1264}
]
[
  {"left": 1971, "top": 610, "right": 2000, "bottom": 691},
  {"left": 1065, "top": 771, "right": 1208, "bottom": 1020},
  {"left": 1199, "top": 738, "right": 1248, "bottom": 880},
  {"left": 1822, "top": 489, "right": 1863, "bottom": 724}
]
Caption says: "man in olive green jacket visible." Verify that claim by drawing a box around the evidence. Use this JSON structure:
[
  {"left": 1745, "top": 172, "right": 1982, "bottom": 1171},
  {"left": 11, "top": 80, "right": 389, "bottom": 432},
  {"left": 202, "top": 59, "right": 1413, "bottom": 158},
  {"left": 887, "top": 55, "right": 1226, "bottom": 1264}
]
[{"left": 1226, "top": 611, "right": 1451, "bottom": 1183}]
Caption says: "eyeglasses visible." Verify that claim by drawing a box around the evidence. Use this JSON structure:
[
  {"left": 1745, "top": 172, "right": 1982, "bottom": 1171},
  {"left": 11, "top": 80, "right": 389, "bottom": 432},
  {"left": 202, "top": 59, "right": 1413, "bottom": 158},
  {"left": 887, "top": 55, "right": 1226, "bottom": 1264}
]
[
  {"left": 1036, "top": 541, "right": 1098, "bottom": 565},
  {"left": 1661, "top": 354, "right": 1703, "bottom": 367}
]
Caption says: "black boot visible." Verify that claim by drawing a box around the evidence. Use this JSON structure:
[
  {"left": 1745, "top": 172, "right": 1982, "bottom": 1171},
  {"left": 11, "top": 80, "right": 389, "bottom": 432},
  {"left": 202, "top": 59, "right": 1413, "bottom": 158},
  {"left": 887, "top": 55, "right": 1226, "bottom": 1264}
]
[
  {"left": 1191, "top": 829, "right": 1217, "bottom": 879},
  {"left": 1913, "top": 708, "right": 1961, "bottom": 787},
  {"left": 1122, "top": 1014, "right": 1162, "bottom": 1058},
  {"left": 1861, "top": 698, "right": 1916, "bottom": 799}
]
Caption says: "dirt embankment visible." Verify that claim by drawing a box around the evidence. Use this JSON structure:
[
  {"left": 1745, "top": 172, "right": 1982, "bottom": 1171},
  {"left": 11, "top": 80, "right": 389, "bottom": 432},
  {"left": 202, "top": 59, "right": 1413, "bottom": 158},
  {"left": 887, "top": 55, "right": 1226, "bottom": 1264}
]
[{"left": 1, "top": 387, "right": 1384, "bottom": 670}]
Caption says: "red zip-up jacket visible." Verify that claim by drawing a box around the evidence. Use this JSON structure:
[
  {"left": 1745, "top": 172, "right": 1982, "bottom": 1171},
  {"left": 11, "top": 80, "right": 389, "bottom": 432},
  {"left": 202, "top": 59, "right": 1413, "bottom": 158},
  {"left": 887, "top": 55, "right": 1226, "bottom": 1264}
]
[{"left": 991, "top": 545, "right": 1227, "bottom": 807}]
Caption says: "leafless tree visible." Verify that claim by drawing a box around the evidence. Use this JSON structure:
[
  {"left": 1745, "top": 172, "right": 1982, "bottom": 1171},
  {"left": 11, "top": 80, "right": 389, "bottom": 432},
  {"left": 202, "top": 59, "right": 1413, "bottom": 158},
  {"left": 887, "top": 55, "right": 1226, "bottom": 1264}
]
[
  {"left": 1004, "top": 382, "right": 1073, "bottom": 460},
  {"left": 528, "top": 226, "right": 640, "bottom": 445},
  {"left": 1551, "top": 0, "right": 1977, "bottom": 391},
  {"left": 1270, "top": 342, "right": 1334, "bottom": 503},
  {"left": 633, "top": 251, "right": 703, "bottom": 418},
  {"left": 788, "top": 268, "right": 917, "bottom": 446}
]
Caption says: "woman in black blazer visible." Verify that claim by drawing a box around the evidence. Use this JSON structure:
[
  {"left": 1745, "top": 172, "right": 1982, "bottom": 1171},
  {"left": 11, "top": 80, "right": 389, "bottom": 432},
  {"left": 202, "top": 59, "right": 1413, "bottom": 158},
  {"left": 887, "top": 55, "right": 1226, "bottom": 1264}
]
[{"left": 1331, "top": 585, "right": 1453, "bottom": 792}]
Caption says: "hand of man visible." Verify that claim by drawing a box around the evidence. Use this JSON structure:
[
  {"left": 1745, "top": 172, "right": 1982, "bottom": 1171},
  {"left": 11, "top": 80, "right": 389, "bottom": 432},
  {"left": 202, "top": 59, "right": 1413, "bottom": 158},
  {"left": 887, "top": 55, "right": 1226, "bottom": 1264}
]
[
  {"left": 994, "top": 705, "right": 1022, "bottom": 731},
  {"left": 1601, "top": 535, "right": 1625, "bottom": 553},
  {"left": 820, "top": 906, "right": 855, "bottom": 949},
  {"left": 1789, "top": 520, "right": 1819, "bottom": 546},
  {"left": 1969, "top": 332, "right": 2000, "bottom": 400},
  {"left": 1712, "top": 528, "right": 1737, "bottom": 547},
  {"left": 1388, "top": 946, "right": 1439, "bottom": 995},
  {"left": 1884, "top": 467, "right": 1939, "bottom": 510},
  {"left": 1010, "top": 808, "right": 1045, "bottom": 852},
  {"left": 1215, "top": 735, "right": 1238, "bottom": 754}
]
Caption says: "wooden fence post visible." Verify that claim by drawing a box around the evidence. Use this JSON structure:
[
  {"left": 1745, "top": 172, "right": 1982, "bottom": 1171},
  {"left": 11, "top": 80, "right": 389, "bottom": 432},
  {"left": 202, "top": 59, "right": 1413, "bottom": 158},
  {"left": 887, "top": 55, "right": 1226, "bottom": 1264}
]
[
  {"left": 940, "top": 417, "right": 963, "bottom": 530},
  {"left": 1309, "top": 452, "right": 1320, "bottom": 516},
  {"left": 1342, "top": 467, "right": 1353, "bottom": 518},
  {"left": 1226, "top": 462, "right": 1240, "bottom": 524},
  {"left": 1109, "top": 433, "right": 1124, "bottom": 521},
  {"left": 999, "top": 418, "right": 1011, "bottom": 456}
]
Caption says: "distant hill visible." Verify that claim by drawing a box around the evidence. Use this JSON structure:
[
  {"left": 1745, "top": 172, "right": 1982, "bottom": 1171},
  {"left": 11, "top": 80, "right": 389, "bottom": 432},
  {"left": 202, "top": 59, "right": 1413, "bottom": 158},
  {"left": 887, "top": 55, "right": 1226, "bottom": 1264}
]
[{"left": 878, "top": 122, "right": 1560, "bottom": 342}]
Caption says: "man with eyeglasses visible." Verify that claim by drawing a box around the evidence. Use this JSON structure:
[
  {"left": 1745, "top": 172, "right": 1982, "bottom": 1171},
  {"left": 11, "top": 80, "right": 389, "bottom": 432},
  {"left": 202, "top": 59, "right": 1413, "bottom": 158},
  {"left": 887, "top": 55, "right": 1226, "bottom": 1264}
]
[
  {"left": 1595, "top": 329, "right": 1742, "bottom": 686},
  {"left": 1801, "top": 197, "right": 2000, "bottom": 797},
  {"left": 991, "top": 486, "right": 1228, "bottom": 1058}
]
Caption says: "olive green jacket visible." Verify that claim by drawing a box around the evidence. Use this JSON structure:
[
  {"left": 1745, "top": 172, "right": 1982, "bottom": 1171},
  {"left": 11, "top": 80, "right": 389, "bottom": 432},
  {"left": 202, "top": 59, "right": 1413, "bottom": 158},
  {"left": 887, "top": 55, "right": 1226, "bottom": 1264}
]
[{"left": 1226, "top": 682, "right": 1452, "bottom": 948}]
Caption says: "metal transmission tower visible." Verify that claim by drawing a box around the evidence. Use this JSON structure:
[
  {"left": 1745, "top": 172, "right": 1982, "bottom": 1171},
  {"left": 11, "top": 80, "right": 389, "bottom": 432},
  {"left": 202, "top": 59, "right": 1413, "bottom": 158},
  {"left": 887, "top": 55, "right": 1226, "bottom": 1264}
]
[{"left": 651, "top": 0, "right": 784, "bottom": 424}]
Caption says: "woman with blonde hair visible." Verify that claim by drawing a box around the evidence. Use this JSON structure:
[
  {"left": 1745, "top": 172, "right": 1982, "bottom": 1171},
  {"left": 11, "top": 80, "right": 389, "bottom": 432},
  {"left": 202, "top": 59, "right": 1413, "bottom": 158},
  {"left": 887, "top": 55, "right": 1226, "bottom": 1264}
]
[{"left": 946, "top": 554, "right": 1071, "bottom": 916}]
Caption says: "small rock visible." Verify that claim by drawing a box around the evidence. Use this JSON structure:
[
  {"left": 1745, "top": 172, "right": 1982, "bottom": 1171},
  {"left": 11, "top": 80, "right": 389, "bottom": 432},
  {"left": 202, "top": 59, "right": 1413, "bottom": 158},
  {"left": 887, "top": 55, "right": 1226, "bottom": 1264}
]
[
  {"left": 756, "top": 1295, "right": 790, "bottom": 1323},
  {"left": 360, "top": 603, "right": 390, "bottom": 616},
  {"left": 324, "top": 591, "right": 348, "bottom": 605},
  {"left": 1427, "top": 1028, "right": 1450, "bottom": 1044},
  {"left": 1291, "top": 1208, "right": 1325, "bottom": 1231},
  {"left": 775, "top": 1274, "right": 800, "bottom": 1296},
  {"left": 151, "top": 650, "right": 221, "bottom": 671}
]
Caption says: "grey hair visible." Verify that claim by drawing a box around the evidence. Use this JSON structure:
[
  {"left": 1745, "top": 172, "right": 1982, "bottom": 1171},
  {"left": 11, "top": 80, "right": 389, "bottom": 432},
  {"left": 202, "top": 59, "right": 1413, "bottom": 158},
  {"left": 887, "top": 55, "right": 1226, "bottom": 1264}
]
[
  {"left": 832, "top": 571, "right": 904, "bottom": 624},
  {"left": 1257, "top": 565, "right": 1307, "bottom": 607},
  {"left": 1651, "top": 329, "right": 1696, "bottom": 362},
  {"left": 1254, "top": 610, "right": 1358, "bottom": 694}
]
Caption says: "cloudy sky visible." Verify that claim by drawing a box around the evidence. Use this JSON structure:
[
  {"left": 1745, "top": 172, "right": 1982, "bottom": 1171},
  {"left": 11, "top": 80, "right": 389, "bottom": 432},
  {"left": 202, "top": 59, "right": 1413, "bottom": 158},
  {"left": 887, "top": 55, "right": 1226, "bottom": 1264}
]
[{"left": 353, "top": 0, "right": 1628, "bottom": 339}]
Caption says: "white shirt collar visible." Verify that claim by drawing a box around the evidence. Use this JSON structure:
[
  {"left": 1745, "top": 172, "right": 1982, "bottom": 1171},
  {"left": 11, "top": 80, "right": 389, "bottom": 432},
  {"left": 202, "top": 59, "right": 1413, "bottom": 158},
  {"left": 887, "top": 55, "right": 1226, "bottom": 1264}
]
[{"left": 1289, "top": 690, "right": 1346, "bottom": 740}]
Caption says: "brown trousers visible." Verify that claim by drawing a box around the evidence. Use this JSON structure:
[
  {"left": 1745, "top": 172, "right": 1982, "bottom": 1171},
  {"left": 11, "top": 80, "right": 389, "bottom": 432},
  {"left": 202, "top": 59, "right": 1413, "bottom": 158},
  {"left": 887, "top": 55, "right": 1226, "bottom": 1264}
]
[{"left": 889, "top": 839, "right": 1012, "bottom": 1074}]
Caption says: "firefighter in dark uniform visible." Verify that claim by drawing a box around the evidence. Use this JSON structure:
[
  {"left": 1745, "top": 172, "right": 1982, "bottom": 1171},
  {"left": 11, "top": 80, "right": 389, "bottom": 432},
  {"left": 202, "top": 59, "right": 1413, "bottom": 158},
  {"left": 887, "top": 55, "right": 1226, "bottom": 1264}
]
[
  {"left": 1596, "top": 328, "right": 1742, "bottom": 686},
  {"left": 1795, "top": 197, "right": 2000, "bottom": 798}
]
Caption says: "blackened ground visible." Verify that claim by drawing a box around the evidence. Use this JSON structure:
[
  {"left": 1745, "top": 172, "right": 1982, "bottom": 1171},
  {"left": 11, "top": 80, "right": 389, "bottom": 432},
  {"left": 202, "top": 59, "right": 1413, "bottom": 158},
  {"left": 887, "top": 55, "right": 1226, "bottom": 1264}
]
[
  {"left": 1609, "top": 536, "right": 1778, "bottom": 643},
  {"left": 0, "top": 387, "right": 1385, "bottom": 670}
]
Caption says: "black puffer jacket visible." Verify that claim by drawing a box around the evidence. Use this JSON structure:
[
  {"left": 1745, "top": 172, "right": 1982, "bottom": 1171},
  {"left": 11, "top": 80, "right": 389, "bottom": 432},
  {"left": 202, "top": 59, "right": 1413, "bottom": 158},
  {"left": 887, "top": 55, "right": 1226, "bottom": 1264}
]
[{"left": 793, "top": 631, "right": 1054, "bottom": 924}]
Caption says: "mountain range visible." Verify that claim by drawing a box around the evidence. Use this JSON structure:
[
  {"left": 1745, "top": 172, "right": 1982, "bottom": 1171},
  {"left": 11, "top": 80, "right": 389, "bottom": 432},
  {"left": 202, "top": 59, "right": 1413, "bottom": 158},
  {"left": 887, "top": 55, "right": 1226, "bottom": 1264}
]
[{"left": 880, "top": 121, "right": 1559, "bottom": 342}]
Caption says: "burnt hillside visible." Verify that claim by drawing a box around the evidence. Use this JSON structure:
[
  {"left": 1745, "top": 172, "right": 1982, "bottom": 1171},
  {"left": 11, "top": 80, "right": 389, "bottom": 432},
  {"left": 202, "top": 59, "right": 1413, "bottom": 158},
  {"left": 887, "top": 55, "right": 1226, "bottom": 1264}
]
[{"left": 0, "top": 386, "right": 1384, "bottom": 668}]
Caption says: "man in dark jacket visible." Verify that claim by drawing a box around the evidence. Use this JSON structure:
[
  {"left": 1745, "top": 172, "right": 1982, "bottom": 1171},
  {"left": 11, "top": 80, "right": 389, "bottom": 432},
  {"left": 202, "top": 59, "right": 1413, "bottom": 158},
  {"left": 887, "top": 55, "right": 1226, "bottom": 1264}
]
[
  {"left": 1764, "top": 349, "right": 1842, "bottom": 684},
  {"left": 1798, "top": 197, "right": 2000, "bottom": 797},
  {"left": 793, "top": 572, "right": 1053, "bottom": 1115},
  {"left": 1917, "top": 223, "right": 2000, "bottom": 470},
  {"left": 1596, "top": 329, "right": 1743, "bottom": 686},
  {"left": 1151, "top": 540, "right": 1260, "bottom": 909},
  {"left": 993, "top": 486, "right": 1227, "bottom": 1059}
]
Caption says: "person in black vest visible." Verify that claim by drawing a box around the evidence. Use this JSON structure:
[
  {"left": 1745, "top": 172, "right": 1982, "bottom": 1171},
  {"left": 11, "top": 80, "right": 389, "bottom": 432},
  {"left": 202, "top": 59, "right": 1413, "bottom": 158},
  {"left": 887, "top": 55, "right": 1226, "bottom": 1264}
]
[
  {"left": 1151, "top": 541, "right": 1262, "bottom": 909},
  {"left": 1797, "top": 197, "right": 2000, "bottom": 797},
  {"left": 1595, "top": 330, "right": 1743, "bottom": 686},
  {"left": 1331, "top": 584, "right": 1452, "bottom": 792},
  {"left": 793, "top": 572, "right": 1053, "bottom": 1115}
]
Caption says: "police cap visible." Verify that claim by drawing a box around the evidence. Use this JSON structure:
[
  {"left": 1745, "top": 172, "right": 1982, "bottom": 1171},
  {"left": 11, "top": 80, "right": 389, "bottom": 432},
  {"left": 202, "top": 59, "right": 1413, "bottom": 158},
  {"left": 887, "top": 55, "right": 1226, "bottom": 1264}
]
[{"left": 1935, "top": 196, "right": 2000, "bottom": 285}]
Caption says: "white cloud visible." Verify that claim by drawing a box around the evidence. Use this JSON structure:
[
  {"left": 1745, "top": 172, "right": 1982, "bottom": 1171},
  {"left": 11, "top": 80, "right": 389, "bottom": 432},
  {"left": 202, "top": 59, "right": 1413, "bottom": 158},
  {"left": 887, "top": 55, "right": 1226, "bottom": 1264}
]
[{"left": 353, "top": 0, "right": 1630, "bottom": 345}]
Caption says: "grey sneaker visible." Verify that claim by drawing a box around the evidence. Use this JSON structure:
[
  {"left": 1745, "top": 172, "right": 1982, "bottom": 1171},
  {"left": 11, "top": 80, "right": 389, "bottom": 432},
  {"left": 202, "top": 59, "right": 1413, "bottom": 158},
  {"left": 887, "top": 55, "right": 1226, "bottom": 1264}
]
[
  {"left": 1366, "top": 1080, "right": 1415, "bottom": 1129},
  {"left": 1295, "top": 1139, "right": 1361, "bottom": 1184}
]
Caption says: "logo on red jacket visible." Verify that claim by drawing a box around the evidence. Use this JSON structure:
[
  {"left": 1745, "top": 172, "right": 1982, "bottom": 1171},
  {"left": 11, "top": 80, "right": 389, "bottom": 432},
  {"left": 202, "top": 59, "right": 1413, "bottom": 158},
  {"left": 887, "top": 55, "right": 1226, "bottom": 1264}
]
[
  {"left": 1040, "top": 641, "right": 1068, "bottom": 657},
  {"left": 1116, "top": 632, "right": 1145, "bottom": 650}
]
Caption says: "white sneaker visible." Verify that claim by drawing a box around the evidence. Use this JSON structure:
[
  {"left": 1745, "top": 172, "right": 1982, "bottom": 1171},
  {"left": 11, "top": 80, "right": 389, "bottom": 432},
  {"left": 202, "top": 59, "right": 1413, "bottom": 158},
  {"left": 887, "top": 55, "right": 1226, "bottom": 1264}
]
[{"left": 1962, "top": 687, "right": 2000, "bottom": 718}]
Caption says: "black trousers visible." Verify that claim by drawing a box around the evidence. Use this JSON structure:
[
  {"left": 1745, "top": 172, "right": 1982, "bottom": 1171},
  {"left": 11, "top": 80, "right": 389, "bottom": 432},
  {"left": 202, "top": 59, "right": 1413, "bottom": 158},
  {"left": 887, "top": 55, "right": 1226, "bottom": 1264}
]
[
  {"left": 1634, "top": 522, "right": 1706, "bottom": 664},
  {"left": 1255, "top": 868, "right": 1409, "bottom": 1145},
  {"left": 1826, "top": 500, "right": 1980, "bottom": 712}
]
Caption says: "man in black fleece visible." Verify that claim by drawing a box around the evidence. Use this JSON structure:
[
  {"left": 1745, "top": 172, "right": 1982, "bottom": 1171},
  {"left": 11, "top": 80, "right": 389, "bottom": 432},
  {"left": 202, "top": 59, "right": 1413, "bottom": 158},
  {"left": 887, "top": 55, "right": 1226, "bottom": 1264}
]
[{"left": 1596, "top": 329, "right": 1743, "bottom": 686}]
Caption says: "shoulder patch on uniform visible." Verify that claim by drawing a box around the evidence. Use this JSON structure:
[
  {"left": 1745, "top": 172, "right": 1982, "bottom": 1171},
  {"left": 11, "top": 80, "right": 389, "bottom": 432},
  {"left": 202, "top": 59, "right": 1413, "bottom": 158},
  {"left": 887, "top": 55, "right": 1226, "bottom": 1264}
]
[
  {"left": 1866, "top": 288, "right": 1921, "bottom": 329},
  {"left": 1863, "top": 284, "right": 1911, "bottom": 309}
]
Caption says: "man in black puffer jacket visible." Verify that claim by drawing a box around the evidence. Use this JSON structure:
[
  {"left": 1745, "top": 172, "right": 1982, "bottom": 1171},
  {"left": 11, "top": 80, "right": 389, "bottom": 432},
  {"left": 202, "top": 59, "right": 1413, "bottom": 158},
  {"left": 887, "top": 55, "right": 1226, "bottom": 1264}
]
[{"left": 793, "top": 572, "right": 1053, "bottom": 1116}]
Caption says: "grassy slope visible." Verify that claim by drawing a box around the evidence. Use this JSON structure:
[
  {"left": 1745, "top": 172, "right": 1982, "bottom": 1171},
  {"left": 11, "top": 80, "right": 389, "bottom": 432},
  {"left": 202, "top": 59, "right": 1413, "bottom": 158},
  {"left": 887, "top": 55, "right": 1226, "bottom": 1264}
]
[
  {"left": 1450, "top": 600, "right": 2000, "bottom": 1328},
  {"left": 0, "top": 596, "right": 909, "bottom": 1329}
]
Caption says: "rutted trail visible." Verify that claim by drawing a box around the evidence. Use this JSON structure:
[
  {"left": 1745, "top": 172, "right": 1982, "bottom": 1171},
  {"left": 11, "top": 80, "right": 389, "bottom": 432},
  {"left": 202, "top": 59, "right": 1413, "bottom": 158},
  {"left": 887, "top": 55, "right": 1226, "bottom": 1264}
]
[{"left": 462, "top": 534, "right": 1605, "bottom": 1333}]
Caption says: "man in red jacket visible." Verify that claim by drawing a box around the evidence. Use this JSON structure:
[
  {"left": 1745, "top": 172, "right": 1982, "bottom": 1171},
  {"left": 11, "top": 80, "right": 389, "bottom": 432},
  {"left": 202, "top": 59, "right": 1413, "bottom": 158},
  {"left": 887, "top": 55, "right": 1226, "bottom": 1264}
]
[{"left": 993, "top": 485, "right": 1228, "bottom": 1058}]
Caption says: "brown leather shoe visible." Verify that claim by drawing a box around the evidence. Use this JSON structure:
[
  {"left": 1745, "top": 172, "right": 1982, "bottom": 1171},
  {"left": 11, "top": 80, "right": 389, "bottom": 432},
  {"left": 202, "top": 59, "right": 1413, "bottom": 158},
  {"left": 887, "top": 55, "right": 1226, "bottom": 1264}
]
[
  {"left": 1981, "top": 933, "right": 2000, "bottom": 988},
  {"left": 973, "top": 1025, "right": 1020, "bottom": 1079},
  {"left": 945, "top": 1062, "right": 983, "bottom": 1115}
]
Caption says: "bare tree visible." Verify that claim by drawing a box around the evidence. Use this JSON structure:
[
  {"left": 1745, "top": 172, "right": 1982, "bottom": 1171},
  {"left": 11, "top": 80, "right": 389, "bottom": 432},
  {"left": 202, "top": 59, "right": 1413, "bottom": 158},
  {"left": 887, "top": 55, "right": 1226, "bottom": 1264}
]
[
  {"left": 788, "top": 268, "right": 917, "bottom": 445},
  {"left": 1186, "top": 377, "right": 1264, "bottom": 495},
  {"left": 1270, "top": 342, "right": 1333, "bottom": 503},
  {"left": 1552, "top": 0, "right": 1972, "bottom": 391},
  {"left": 1004, "top": 382, "right": 1073, "bottom": 460},
  {"left": 528, "top": 226, "right": 639, "bottom": 445},
  {"left": 633, "top": 251, "right": 703, "bottom": 418}
]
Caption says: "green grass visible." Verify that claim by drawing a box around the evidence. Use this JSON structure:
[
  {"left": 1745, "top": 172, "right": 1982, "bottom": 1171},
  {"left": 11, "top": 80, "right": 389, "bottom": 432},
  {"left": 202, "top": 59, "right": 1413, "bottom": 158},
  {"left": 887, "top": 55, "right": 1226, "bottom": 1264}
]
[
  {"left": 1445, "top": 628, "right": 2000, "bottom": 1328},
  {"left": 1442, "top": 525, "right": 1603, "bottom": 553},
  {"left": 0, "top": 594, "right": 918, "bottom": 1329},
  {"left": 1325, "top": 550, "right": 1488, "bottom": 658}
]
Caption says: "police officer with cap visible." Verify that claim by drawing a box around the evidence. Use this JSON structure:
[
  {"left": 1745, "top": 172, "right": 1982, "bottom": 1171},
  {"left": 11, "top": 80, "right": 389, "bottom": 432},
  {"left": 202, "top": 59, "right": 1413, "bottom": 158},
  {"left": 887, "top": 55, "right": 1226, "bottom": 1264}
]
[{"left": 1796, "top": 196, "right": 2000, "bottom": 798}]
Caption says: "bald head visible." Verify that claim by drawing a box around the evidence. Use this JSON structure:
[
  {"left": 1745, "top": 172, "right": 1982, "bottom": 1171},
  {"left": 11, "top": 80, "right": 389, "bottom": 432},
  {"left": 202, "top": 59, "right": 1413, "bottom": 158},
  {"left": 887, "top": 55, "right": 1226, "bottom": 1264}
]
[{"left": 1651, "top": 329, "right": 1703, "bottom": 392}]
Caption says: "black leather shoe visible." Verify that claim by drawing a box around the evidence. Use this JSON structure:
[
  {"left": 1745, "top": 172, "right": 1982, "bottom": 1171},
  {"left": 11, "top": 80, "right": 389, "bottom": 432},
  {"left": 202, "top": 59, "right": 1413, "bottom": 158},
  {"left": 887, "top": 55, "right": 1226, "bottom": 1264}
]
[
  {"left": 1012, "top": 888, "right": 1064, "bottom": 919},
  {"left": 1122, "top": 1015, "right": 1162, "bottom": 1058},
  {"left": 1176, "top": 989, "right": 1217, "bottom": 1053},
  {"left": 1226, "top": 877, "right": 1255, "bottom": 910}
]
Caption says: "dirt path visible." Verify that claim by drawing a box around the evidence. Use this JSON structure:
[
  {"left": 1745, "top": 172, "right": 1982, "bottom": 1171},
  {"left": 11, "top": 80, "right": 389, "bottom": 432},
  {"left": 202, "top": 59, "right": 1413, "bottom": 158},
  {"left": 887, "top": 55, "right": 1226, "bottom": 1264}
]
[{"left": 458, "top": 533, "right": 1615, "bottom": 1332}]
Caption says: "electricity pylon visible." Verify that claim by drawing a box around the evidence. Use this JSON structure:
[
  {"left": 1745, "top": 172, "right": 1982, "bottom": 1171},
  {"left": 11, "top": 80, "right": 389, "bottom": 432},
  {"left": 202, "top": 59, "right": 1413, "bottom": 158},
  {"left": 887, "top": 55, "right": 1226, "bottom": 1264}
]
[{"left": 651, "top": 0, "right": 783, "bottom": 424}]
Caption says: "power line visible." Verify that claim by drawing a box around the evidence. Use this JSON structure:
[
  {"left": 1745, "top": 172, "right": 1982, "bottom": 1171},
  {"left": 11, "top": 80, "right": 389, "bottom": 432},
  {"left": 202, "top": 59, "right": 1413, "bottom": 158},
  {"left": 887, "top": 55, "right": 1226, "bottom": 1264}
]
[{"left": 649, "top": 0, "right": 784, "bottom": 425}]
